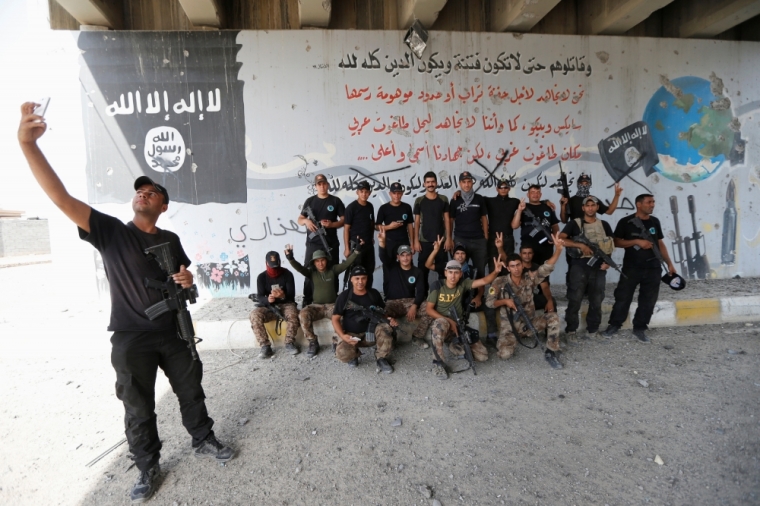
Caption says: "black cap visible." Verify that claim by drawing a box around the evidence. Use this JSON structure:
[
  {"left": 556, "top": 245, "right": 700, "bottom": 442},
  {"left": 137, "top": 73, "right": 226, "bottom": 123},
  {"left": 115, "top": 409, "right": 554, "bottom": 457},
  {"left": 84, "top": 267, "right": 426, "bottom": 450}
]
[
  {"left": 497, "top": 179, "right": 511, "bottom": 189},
  {"left": 350, "top": 265, "right": 368, "bottom": 277},
  {"left": 265, "top": 251, "right": 281, "bottom": 268},
  {"left": 357, "top": 180, "right": 371, "bottom": 191},
  {"left": 453, "top": 243, "right": 467, "bottom": 254},
  {"left": 314, "top": 174, "right": 328, "bottom": 184},
  {"left": 134, "top": 176, "right": 169, "bottom": 204},
  {"left": 661, "top": 272, "right": 686, "bottom": 291},
  {"left": 389, "top": 182, "right": 404, "bottom": 193},
  {"left": 459, "top": 171, "right": 474, "bottom": 182}
]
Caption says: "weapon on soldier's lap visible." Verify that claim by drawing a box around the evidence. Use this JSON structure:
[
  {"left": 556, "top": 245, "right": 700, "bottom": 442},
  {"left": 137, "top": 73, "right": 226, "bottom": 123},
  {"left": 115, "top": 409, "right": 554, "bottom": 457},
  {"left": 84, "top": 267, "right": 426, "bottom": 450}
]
[
  {"left": 248, "top": 293, "right": 286, "bottom": 334},
  {"left": 448, "top": 307, "right": 477, "bottom": 375},
  {"left": 500, "top": 282, "right": 542, "bottom": 350},
  {"left": 344, "top": 300, "right": 396, "bottom": 343}
]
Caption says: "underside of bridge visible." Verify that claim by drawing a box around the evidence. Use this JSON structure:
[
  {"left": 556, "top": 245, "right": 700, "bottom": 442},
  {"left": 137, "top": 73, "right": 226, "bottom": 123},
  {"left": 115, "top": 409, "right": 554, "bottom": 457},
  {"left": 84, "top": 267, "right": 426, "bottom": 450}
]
[{"left": 49, "top": 0, "right": 760, "bottom": 42}]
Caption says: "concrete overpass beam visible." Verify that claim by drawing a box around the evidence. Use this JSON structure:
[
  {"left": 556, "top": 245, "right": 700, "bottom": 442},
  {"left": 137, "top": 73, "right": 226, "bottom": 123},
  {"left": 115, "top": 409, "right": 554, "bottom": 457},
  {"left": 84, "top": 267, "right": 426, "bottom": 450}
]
[
  {"left": 677, "top": 0, "right": 760, "bottom": 38},
  {"left": 55, "top": 0, "right": 123, "bottom": 29},
  {"left": 398, "top": 0, "right": 448, "bottom": 29},
  {"left": 490, "top": 0, "right": 562, "bottom": 32},
  {"left": 583, "top": 0, "right": 674, "bottom": 35},
  {"left": 300, "top": 0, "right": 332, "bottom": 28},
  {"left": 176, "top": 0, "right": 223, "bottom": 27}
]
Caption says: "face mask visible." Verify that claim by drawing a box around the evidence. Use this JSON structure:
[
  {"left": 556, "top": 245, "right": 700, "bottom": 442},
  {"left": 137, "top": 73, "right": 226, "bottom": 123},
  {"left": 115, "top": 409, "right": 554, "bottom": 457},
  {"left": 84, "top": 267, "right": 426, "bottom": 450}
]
[{"left": 576, "top": 185, "right": 591, "bottom": 198}]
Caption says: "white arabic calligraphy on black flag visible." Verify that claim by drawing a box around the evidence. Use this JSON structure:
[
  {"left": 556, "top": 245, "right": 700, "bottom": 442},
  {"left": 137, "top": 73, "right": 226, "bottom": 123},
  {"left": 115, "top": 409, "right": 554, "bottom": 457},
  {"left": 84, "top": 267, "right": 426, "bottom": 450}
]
[
  {"left": 597, "top": 121, "right": 659, "bottom": 183},
  {"left": 77, "top": 31, "right": 247, "bottom": 205}
]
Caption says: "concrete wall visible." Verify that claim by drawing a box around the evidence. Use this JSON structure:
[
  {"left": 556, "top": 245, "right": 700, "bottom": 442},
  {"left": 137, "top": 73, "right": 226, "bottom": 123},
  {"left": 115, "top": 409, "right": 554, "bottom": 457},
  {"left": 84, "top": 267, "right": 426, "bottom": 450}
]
[{"left": 0, "top": 219, "right": 51, "bottom": 257}]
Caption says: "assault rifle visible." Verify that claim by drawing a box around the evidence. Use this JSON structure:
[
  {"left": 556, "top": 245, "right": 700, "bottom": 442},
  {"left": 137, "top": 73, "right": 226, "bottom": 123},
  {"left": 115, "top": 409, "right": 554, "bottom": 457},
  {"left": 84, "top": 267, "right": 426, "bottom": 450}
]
[
  {"left": 631, "top": 217, "right": 666, "bottom": 271},
  {"left": 669, "top": 196, "right": 689, "bottom": 277},
  {"left": 522, "top": 208, "right": 554, "bottom": 245},
  {"left": 569, "top": 234, "right": 627, "bottom": 279},
  {"left": 557, "top": 161, "right": 570, "bottom": 199},
  {"left": 501, "top": 280, "right": 562, "bottom": 369},
  {"left": 684, "top": 195, "right": 709, "bottom": 279},
  {"left": 143, "top": 242, "right": 201, "bottom": 361},
  {"left": 303, "top": 206, "right": 332, "bottom": 260},
  {"left": 248, "top": 293, "right": 285, "bottom": 334},
  {"left": 344, "top": 300, "right": 396, "bottom": 343},
  {"left": 448, "top": 306, "right": 477, "bottom": 375}
]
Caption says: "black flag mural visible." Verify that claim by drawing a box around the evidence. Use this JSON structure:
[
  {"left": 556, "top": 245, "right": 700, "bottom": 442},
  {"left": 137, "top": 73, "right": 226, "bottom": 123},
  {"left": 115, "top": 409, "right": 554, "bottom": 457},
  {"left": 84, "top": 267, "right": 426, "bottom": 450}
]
[
  {"left": 78, "top": 31, "right": 247, "bottom": 205},
  {"left": 598, "top": 121, "right": 659, "bottom": 183}
]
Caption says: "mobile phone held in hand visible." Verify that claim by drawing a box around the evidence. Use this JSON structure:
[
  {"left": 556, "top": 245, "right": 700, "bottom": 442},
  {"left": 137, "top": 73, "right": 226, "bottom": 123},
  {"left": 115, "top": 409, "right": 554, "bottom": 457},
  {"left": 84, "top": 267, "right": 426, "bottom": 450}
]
[{"left": 34, "top": 98, "right": 50, "bottom": 117}]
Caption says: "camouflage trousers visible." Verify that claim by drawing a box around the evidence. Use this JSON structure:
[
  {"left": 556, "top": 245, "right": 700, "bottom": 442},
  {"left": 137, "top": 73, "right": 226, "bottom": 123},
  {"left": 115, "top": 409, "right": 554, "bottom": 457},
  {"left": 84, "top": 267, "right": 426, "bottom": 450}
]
[
  {"left": 496, "top": 308, "right": 560, "bottom": 359},
  {"left": 334, "top": 325, "right": 394, "bottom": 363},
  {"left": 249, "top": 303, "right": 299, "bottom": 347},
  {"left": 299, "top": 303, "right": 335, "bottom": 342},
  {"left": 383, "top": 298, "right": 433, "bottom": 338},
  {"left": 430, "top": 317, "right": 488, "bottom": 364}
]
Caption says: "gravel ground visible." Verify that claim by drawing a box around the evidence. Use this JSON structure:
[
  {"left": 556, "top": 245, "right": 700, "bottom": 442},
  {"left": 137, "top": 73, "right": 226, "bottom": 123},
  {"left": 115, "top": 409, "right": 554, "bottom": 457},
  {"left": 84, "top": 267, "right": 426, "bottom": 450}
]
[{"left": 1, "top": 264, "right": 759, "bottom": 505}]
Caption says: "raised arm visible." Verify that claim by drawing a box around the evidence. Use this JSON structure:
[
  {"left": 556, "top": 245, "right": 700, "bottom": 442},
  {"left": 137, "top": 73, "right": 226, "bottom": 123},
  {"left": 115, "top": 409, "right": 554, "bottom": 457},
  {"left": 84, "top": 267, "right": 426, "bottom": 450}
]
[
  {"left": 17, "top": 102, "right": 91, "bottom": 232},
  {"left": 511, "top": 198, "right": 525, "bottom": 229},
  {"left": 604, "top": 183, "right": 623, "bottom": 215}
]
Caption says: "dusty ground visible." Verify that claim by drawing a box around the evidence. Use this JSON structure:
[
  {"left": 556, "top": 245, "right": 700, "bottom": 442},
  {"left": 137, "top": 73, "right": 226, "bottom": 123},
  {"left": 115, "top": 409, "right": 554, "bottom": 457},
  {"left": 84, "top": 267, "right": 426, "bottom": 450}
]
[{"left": 1, "top": 264, "right": 759, "bottom": 505}]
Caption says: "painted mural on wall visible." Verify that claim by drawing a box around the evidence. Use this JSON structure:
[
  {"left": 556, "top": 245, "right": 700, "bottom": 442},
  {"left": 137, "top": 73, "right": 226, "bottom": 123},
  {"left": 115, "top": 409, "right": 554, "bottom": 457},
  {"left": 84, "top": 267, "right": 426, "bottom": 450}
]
[
  {"left": 75, "top": 31, "right": 760, "bottom": 296},
  {"left": 77, "top": 31, "right": 248, "bottom": 205}
]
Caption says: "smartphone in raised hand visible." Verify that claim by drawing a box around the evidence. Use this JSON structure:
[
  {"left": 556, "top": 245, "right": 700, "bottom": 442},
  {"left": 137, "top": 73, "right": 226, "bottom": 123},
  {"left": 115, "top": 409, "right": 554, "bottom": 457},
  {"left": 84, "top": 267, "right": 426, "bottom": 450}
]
[{"left": 33, "top": 98, "right": 50, "bottom": 117}]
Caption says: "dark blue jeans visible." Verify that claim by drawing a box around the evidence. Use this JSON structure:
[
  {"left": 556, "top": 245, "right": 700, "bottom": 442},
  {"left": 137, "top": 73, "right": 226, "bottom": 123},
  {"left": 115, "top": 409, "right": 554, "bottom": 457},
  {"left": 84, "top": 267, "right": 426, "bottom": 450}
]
[
  {"left": 111, "top": 329, "right": 214, "bottom": 471},
  {"left": 565, "top": 263, "right": 607, "bottom": 332},
  {"left": 608, "top": 265, "right": 661, "bottom": 330}
]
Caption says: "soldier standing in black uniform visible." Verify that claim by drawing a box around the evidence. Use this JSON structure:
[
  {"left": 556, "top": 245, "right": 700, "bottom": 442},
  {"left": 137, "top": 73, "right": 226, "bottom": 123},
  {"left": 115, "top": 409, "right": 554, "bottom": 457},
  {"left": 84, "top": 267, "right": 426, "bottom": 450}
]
[
  {"left": 560, "top": 196, "right": 616, "bottom": 342},
  {"left": 602, "top": 194, "right": 677, "bottom": 343},
  {"left": 17, "top": 102, "right": 233, "bottom": 503}
]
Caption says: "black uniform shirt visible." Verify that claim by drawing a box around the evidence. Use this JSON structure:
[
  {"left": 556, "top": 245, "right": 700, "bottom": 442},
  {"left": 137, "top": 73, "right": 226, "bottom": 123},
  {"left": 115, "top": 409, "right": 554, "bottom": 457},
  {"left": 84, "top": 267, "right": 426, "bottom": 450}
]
[
  {"left": 256, "top": 269, "right": 296, "bottom": 305},
  {"left": 449, "top": 193, "right": 487, "bottom": 240},
  {"left": 334, "top": 288, "right": 385, "bottom": 333},
  {"left": 614, "top": 214, "right": 665, "bottom": 268},
  {"left": 300, "top": 195, "right": 345, "bottom": 245},
  {"left": 519, "top": 202, "right": 559, "bottom": 243},
  {"left": 344, "top": 200, "right": 375, "bottom": 245},
  {"left": 376, "top": 201, "right": 413, "bottom": 242},
  {"left": 413, "top": 194, "right": 448, "bottom": 242},
  {"left": 485, "top": 195, "right": 520, "bottom": 236},
  {"left": 378, "top": 247, "right": 425, "bottom": 306},
  {"left": 79, "top": 209, "right": 190, "bottom": 332}
]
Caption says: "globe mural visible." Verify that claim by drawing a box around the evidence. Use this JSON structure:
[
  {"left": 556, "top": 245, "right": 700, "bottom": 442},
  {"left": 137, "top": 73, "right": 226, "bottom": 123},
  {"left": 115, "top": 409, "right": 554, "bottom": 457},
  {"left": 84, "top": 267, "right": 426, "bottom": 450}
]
[{"left": 642, "top": 75, "right": 743, "bottom": 183}]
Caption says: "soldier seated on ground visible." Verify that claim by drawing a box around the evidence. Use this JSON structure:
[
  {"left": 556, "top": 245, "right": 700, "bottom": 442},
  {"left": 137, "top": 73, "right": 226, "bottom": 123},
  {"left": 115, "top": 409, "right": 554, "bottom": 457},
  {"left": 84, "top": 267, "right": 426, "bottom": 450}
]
[
  {"left": 249, "top": 251, "right": 300, "bottom": 359},
  {"left": 377, "top": 227, "right": 432, "bottom": 349},
  {"left": 331, "top": 266, "right": 399, "bottom": 373},
  {"left": 425, "top": 256, "right": 506, "bottom": 380},
  {"left": 485, "top": 233, "right": 566, "bottom": 369},
  {"left": 517, "top": 244, "right": 556, "bottom": 314},
  {"left": 285, "top": 242, "right": 364, "bottom": 358},
  {"left": 284, "top": 242, "right": 361, "bottom": 358}
]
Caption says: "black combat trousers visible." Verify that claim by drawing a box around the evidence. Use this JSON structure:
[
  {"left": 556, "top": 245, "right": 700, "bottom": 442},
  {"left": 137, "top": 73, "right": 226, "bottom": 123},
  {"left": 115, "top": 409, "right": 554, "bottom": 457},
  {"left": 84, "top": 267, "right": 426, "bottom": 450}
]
[
  {"left": 608, "top": 265, "right": 661, "bottom": 330},
  {"left": 565, "top": 263, "right": 607, "bottom": 332},
  {"left": 110, "top": 329, "right": 214, "bottom": 472}
]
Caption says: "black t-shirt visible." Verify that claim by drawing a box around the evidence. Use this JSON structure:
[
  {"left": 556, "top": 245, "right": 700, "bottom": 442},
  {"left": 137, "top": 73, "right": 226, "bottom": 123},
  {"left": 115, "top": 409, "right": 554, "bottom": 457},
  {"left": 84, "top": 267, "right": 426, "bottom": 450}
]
[
  {"left": 566, "top": 195, "right": 609, "bottom": 221},
  {"left": 256, "top": 269, "right": 296, "bottom": 305},
  {"left": 344, "top": 200, "right": 375, "bottom": 244},
  {"left": 485, "top": 195, "right": 520, "bottom": 236},
  {"left": 520, "top": 202, "right": 559, "bottom": 243},
  {"left": 614, "top": 214, "right": 665, "bottom": 268},
  {"left": 376, "top": 202, "right": 413, "bottom": 242},
  {"left": 450, "top": 194, "right": 487, "bottom": 240},
  {"left": 378, "top": 247, "right": 425, "bottom": 306},
  {"left": 561, "top": 219, "right": 614, "bottom": 269},
  {"left": 413, "top": 194, "right": 448, "bottom": 242},
  {"left": 79, "top": 209, "right": 191, "bottom": 332},
  {"left": 301, "top": 195, "right": 345, "bottom": 246},
  {"left": 334, "top": 288, "right": 385, "bottom": 333}
]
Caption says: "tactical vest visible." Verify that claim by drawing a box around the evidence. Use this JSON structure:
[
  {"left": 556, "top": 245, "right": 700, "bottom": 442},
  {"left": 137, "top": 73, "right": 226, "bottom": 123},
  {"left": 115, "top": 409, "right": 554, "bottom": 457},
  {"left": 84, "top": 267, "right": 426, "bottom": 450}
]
[{"left": 574, "top": 218, "right": 614, "bottom": 256}]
